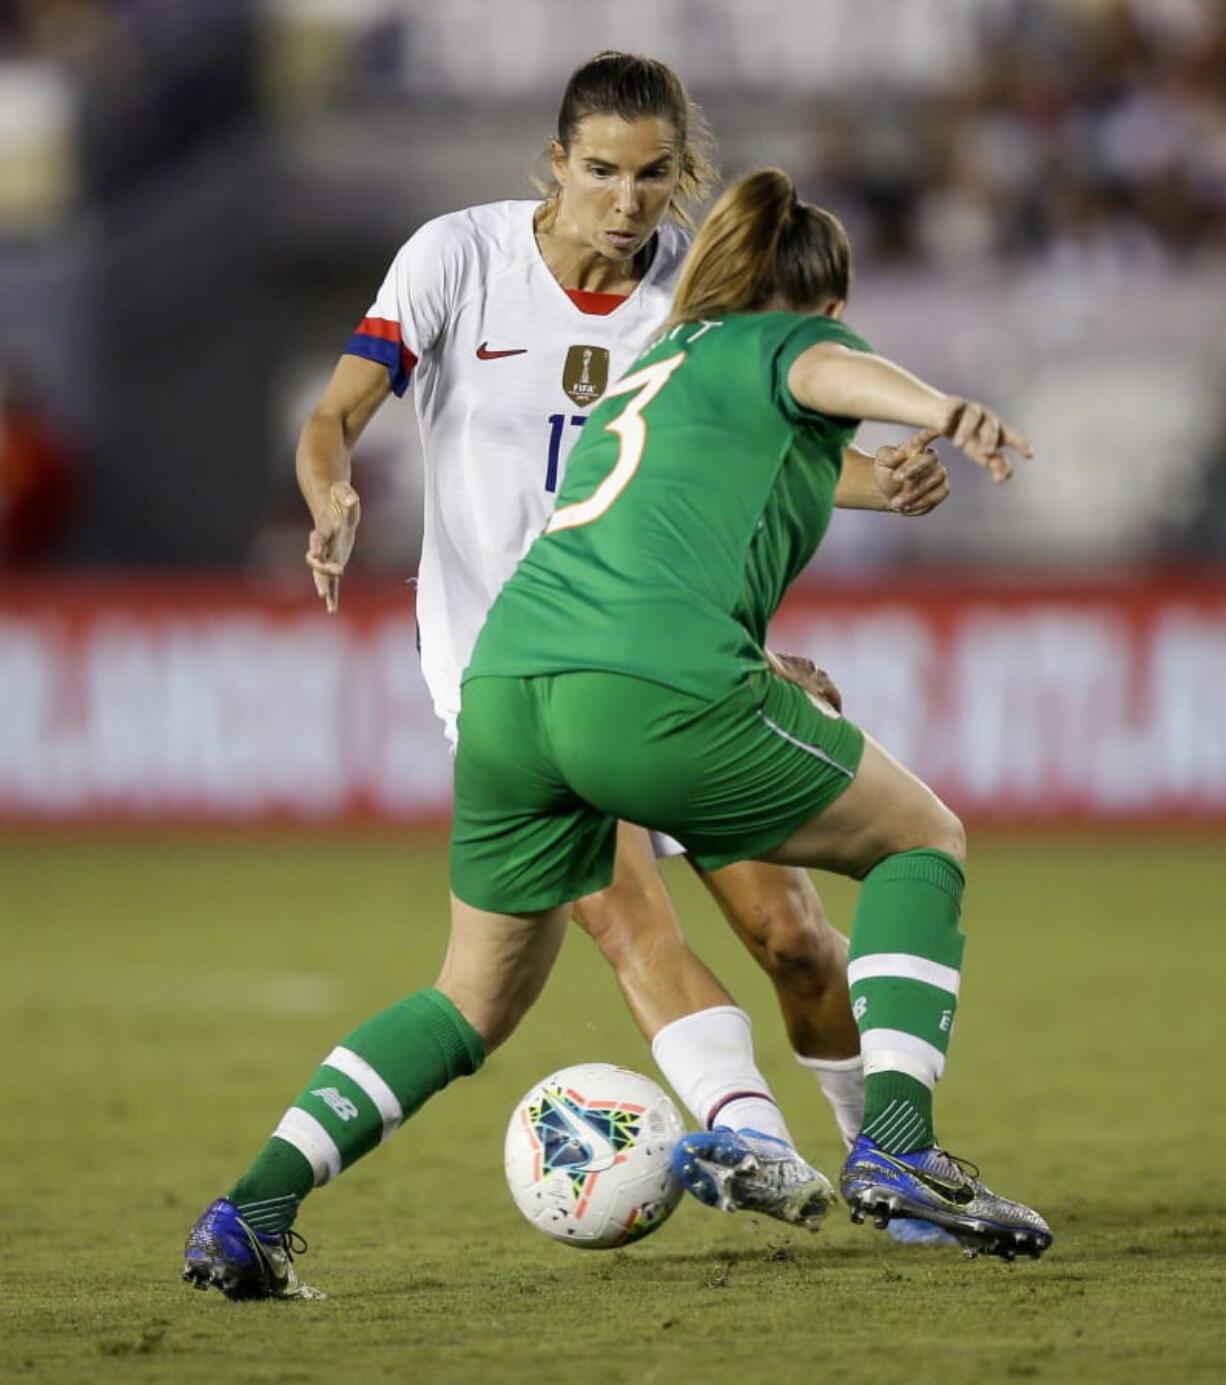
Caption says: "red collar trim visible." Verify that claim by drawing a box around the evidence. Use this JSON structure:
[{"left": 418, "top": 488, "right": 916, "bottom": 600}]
[{"left": 565, "top": 288, "right": 630, "bottom": 316}]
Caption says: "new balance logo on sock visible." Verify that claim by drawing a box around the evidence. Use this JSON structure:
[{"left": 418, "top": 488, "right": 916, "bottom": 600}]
[
  {"left": 312, "top": 1088, "right": 359, "bottom": 1122},
  {"left": 852, "top": 998, "right": 868, "bottom": 1021},
  {"left": 940, "top": 1010, "right": 953, "bottom": 1032}
]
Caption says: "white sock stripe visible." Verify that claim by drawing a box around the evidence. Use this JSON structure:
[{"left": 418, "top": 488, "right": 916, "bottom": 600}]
[
  {"left": 238, "top": 1212, "right": 294, "bottom": 1228},
  {"left": 862, "top": 1097, "right": 898, "bottom": 1127},
  {"left": 324, "top": 1045, "right": 403, "bottom": 1141},
  {"left": 848, "top": 953, "right": 961, "bottom": 996},
  {"left": 274, "top": 1108, "right": 342, "bottom": 1187},
  {"left": 873, "top": 1105, "right": 912, "bottom": 1141},
  {"left": 795, "top": 1053, "right": 863, "bottom": 1073},
  {"left": 861, "top": 1100, "right": 900, "bottom": 1138},
  {"left": 867, "top": 1103, "right": 915, "bottom": 1144},
  {"left": 860, "top": 1029, "right": 946, "bottom": 1086},
  {"left": 894, "top": 1112, "right": 926, "bottom": 1148},
  {"left": 893, "top": 1110, "right": 921, "bottom": 1141},
  {"left": 235, "top": 1194, "right": 297, "bottom": 1211}
]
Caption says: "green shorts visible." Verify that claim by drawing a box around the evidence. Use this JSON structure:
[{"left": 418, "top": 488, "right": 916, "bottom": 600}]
[{"left": 450, "top": 669, "right": 865, "bottom": 914}]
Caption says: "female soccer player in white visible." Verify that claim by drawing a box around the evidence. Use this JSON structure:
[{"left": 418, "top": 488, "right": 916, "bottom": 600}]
[
  {"left": 301, "top": 53, "right": 954, "bottom": 1226},
  {"left": 181, "top": 55, "right": 956, "bottom": 1299}
]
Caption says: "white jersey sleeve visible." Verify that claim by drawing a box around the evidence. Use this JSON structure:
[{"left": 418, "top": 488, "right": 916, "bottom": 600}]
[
  {"left": 343, "top": 217, "right": 458, "bottom": 395},
  {"left": 343, "top": 200, "right": 691, "bottom": 740}
]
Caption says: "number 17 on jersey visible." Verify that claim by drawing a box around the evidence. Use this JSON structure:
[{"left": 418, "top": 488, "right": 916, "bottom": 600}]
[{"left": 545, "top": 414, "right": 587, "bottom": 493}]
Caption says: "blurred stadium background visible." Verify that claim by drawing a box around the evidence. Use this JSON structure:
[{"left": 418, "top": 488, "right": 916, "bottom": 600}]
[
  {"left": 4, "top": 5, "right": 1226, "bottom": 1382},
  {"left": 2, "top": 0, "right": 1224, "bottom": 829}
]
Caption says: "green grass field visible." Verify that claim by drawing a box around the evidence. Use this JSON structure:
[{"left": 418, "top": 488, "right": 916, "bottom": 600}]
[{"left": 3, "top": 833, "right": 1224, "bottom": 1385}]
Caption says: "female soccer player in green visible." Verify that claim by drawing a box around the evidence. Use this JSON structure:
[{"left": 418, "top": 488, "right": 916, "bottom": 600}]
[
  {"left": 183, "top": 166, "right": 1048, "bottom": 1300},
  {"left": 445, "top": 167, "right": 1052, "bottom": 1259},
  {"left": 292, "top": 52, "right": 954, "bottom": 1244}
]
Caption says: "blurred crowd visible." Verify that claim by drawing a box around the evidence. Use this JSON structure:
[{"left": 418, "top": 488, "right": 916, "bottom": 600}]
[
  {"left": 813, "top": 0, "right": 1226, "bottom": 272},
  {"left": 2, "top": 0, "right": 1224, "bottom": 572},
  {"left": 5, "top": 0, "right": 1221, "bottom": 269},
  {"left": 0, "top": 0, "right": 252, "bottom": 203}
]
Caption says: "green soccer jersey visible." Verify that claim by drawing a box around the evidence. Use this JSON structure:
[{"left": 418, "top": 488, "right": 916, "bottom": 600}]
[{"left": 465, "top": 310, "right": 872, "bottom": 699}]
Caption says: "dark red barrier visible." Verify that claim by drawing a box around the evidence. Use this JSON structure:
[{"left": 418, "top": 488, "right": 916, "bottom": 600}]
[{"left": 2, "top": 576, "right": 1223, "bottom": 825}]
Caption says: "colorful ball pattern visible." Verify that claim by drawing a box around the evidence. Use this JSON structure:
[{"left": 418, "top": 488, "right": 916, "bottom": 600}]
[{"left": 505, "top": 1063, "right": 686, "bottom": 1249}]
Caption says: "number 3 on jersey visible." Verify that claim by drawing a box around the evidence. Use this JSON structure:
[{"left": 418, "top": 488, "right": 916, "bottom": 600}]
[{"left": 546, "top": 352, "right": 686, "bottom": 533}]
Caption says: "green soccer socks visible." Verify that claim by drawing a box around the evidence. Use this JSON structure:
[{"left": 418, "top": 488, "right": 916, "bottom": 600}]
[
  {"left": 848, "top": 849, "right": 966, "bottom": 1154},
  {"left": 228, "top": 988, "right": 484, "bottom": 1233}
]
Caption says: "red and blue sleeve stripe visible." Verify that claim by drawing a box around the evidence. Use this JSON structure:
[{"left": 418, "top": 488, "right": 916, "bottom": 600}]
[{"left": 343, "top": 317, "right": 418, "bottom": 396}]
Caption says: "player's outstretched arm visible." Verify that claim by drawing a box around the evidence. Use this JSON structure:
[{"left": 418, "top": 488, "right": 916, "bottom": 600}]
[
  {"left": 835, "top": 430, "right": 950, "bottom": 515},
  {"left": 788, "top": 344, "right": 1033, "bottom": 482},
  {"left": 297, "top": 355, "right": 391, "bottom": 613}
]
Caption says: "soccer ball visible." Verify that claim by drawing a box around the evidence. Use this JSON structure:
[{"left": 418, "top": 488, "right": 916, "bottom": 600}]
[{"left": 505, "top": 1063, "right": 686, "bottom": 1249}]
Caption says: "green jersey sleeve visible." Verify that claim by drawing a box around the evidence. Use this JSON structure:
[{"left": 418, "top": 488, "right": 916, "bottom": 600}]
[{"left": 768, "top": 314, "right": 873, "bottom": 429}]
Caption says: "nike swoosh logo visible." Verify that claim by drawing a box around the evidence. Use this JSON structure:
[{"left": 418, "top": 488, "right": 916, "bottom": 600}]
[
  {"left": 541, "top": 1089, "right": 620, "bottom": 1172},
  {"left": 476, "top": 342, "right": 528, "bottom": 360},
  {"left": 875, "top": 1150, "right": 973, "bottom": 1205}
]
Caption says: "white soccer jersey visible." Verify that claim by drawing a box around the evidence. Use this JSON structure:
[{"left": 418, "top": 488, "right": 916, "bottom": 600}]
[{"left": 345, "top": 199, "right": 691, "bottom": 739}]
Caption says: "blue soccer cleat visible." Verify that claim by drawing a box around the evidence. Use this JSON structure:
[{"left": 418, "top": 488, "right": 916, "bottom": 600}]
[
  {"left": 840, "top": 1135, "right": 1053, "bottom": 1261},
  {"left": 672, "top": 1128, "right": 836, "bottom": 1231},
  {"left": 182, "top": 1198, "right": 325, "bottom": 1300},
  {"left": 887, "top": 1216, "right": 960, "bottom": 1246}
]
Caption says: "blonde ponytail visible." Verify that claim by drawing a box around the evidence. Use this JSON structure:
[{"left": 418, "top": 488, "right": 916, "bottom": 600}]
[{"left": 665, "top": 168, "right": 851, "bottom": 332}]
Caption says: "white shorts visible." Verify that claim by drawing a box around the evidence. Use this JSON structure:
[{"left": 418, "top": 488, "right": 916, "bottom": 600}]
[
  {"left": 650, "top": 831, "right": 687, "bottom": 859},
  {"left": 442, "top": 709, "right": 460, "bottom": 752}
]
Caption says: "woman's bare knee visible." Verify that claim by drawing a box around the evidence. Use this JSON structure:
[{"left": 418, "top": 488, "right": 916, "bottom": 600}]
[
  {"left": 934, "top": 804, "right": 967, "bottom": 868},
  {"left": 902, "top": 796, "right": 966, "bottom": 868},
  {"left": 759, "top": 875, "right": 824, "bottom": 960},
  {"left": 864, "top": 800, "right": 966, "bottom": 876},
  {"left": 707, "top": 863, "right": 846, "bottom": 992}
]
